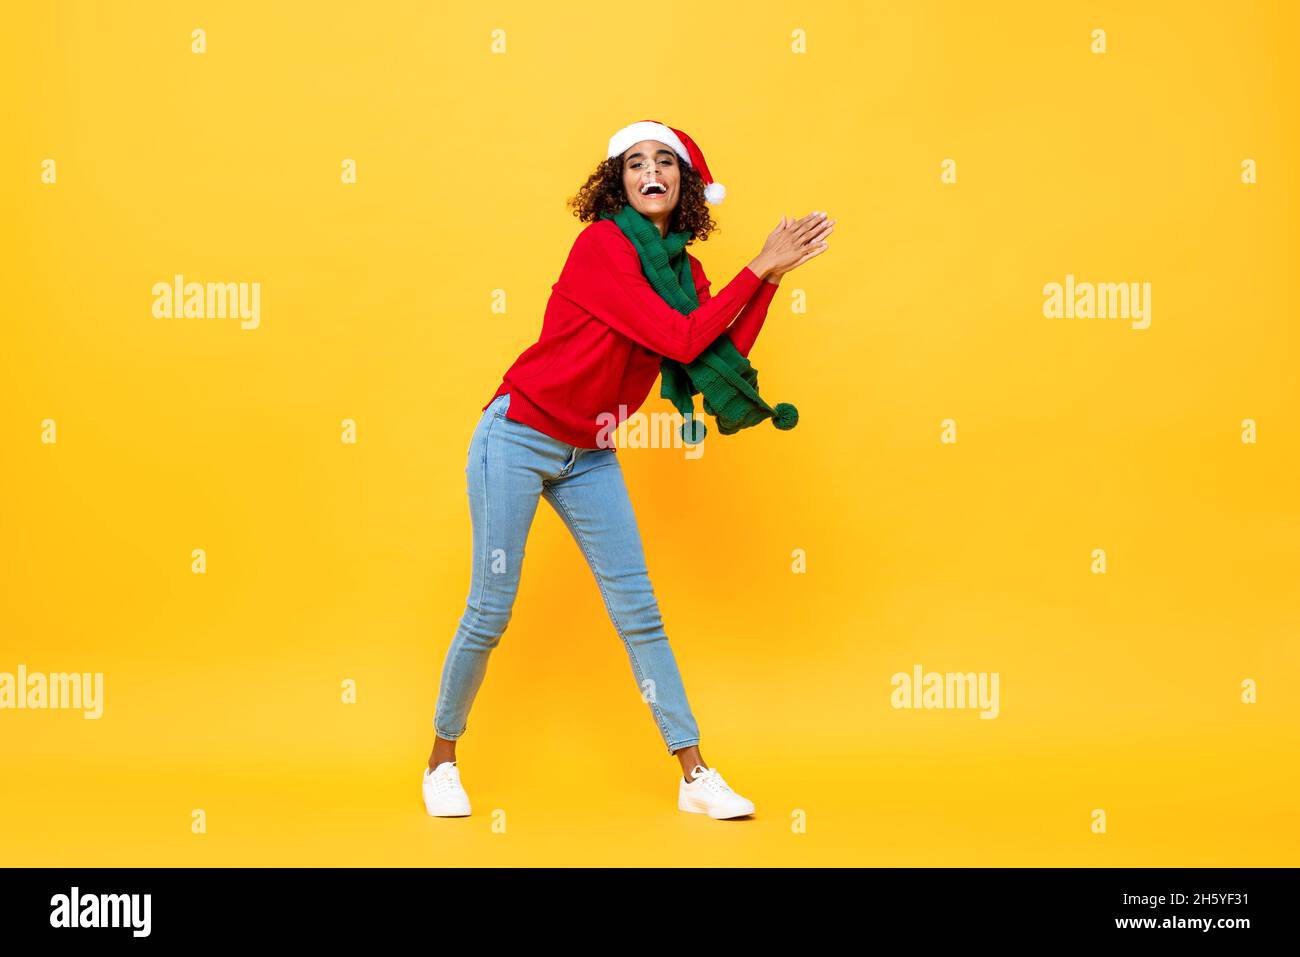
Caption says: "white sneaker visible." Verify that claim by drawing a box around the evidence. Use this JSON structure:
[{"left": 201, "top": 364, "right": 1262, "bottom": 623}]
[
  {"left": 678, "top": 764, "right": 755, "bottom": 819},
  {"left": 423, "top": 761, "right": 472, "bottom": 817}
]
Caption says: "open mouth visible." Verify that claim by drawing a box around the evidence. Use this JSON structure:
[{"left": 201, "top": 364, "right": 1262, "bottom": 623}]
[{"left": 640, "top": 181, "right": 667, "bottom": 196}]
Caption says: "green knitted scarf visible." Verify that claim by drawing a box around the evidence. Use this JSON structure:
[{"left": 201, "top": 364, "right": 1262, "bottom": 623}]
[{"left": 597, "top": 203, "right": 798, "bottom": 444}]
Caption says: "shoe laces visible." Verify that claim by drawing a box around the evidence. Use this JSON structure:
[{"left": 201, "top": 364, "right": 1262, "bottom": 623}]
[
  {"left": 429, "top": 762, "right": 461, "bottom": 795},
  {"left": 689, "top": 765, "right": 731, "bottom": 794}
]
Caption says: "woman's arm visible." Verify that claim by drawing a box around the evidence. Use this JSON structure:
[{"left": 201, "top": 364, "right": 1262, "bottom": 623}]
[
  {"left": 695, "top": 264, "right": 779, "bottom": 359},
  {"left": 556, "top": 222, "right": 764, "bottom": 364}
]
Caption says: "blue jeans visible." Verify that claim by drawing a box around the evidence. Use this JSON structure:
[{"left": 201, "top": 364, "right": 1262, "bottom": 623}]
[{"left": 434, "top": 392, "right": 702, "bottom": 754}]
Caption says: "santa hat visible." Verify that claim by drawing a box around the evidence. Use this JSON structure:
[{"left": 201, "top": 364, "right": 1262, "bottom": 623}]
[{"left": 606, "top": 120, "right": 726, "bottom": 205}]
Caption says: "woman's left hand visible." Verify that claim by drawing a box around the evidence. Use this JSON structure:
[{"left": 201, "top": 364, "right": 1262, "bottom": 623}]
[
  {"left": 767, "top": 212, "right": 833, "bottom": 281},
  {"left": 766, "top": 218, "right": 791, "bottom": 281}
]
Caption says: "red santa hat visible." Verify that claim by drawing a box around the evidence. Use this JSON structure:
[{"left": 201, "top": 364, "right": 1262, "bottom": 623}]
[{"left": 606, "top": 120, "right": 726, "bottom": 205}]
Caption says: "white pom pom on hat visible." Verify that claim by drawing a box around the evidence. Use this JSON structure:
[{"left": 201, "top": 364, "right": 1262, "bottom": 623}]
[{"left": 607, "top": 120, "right": 726, "bottom": 205}]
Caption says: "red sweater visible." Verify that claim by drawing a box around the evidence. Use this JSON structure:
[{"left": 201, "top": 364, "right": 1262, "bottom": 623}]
[{"left": 483, "top": 218, "right": 779, "bottom": 448}]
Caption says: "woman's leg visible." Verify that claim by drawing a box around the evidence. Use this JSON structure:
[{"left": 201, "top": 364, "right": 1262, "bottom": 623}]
[
  {"left": 540, "top": 446, "right": 705, "bottom": 773},
  {"left": 430, "top": 395, "right": 559, "bottom": 769}
]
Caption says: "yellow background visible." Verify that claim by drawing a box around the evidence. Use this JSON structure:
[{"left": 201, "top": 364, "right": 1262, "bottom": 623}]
[{"left": 2, "top": 0, "right": 1296, "bottom": 866}]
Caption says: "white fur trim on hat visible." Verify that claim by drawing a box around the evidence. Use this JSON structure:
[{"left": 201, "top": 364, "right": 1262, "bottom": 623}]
[
  {"left": 607, "top": 122, "right": 692, "bottom": 167},
  {"left": 703, "top": 181, "right": 726, "bottom": 204}
]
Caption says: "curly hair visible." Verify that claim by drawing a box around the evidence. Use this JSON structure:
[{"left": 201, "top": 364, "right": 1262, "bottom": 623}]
[{"left": 566, "top": 154, "right": 718, "bottom": 243}]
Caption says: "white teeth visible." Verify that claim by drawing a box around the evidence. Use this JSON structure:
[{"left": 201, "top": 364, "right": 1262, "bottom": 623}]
[{"left": 641, "top": 182, "right": 666, "bottom": 194}]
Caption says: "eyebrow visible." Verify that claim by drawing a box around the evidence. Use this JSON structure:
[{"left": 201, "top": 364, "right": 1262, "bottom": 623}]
[{"left": 625, "top": 149, "right": 676, "bottom": 163}]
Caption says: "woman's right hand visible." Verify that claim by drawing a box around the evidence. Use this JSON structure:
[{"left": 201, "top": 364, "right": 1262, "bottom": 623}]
[{"left": 750, "top": 212, "right": 835, "bottom": 278}]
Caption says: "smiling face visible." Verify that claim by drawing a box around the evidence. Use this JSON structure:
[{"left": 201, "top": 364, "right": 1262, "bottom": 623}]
[{"left": 620, "top": 139, "right": 683, "bottom": 226}]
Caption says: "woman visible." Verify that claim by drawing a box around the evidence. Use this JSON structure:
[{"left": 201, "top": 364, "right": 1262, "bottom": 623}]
[{"left": 424, "top": 120, "right": 834, "bottom": 820}]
